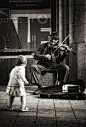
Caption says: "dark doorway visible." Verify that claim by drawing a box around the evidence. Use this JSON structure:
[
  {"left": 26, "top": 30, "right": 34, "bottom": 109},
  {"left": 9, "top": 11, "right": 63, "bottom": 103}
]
[{"left": 30, "top": 18, "right": 50, "bottom": 49}]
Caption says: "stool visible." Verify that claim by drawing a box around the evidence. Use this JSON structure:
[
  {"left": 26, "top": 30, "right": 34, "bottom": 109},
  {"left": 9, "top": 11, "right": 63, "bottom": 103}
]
[{"left": 41, "top": 69, "right": 57, "bottom": 87}]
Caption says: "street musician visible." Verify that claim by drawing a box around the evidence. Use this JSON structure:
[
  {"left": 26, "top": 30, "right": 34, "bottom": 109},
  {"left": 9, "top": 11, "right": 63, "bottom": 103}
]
[{"left": 31, "top": 32, "right": 76, "bottom": 94}]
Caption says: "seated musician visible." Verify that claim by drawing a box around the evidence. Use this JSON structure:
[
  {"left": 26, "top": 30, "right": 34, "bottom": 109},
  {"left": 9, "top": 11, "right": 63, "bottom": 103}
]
[{"left": 31, "top": 32, "right": 72, "bottom": 94}]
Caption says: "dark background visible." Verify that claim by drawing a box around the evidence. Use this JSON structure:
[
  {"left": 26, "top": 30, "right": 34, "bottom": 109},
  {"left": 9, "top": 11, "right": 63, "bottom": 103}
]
[{"left": 0, "top": 0, "right": 50, "bottom": 9}]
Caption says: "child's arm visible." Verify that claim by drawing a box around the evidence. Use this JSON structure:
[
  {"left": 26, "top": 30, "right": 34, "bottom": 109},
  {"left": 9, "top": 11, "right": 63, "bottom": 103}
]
[
  {"left": 19, "top": 67, "right": 29, "bottom": 85},
  {"left": 6, "top": 72, "right": 12, "bottom": 95}
]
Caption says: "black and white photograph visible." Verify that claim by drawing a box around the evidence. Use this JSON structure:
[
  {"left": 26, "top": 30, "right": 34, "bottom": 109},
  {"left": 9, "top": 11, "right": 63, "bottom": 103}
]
[{"left": 0, "top": 0, "right": 86, "bottom": 127}]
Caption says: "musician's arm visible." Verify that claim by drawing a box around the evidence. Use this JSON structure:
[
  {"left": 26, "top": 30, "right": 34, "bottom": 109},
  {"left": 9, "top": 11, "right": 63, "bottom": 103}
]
[{"left": 34, "top": 43, "right": 51, "bottom": 61}]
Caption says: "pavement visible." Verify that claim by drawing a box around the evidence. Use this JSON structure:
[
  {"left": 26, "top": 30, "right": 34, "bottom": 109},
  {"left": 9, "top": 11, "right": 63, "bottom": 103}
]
[{"left": 0, "top": 85, "right": 86, "bottom": 127}]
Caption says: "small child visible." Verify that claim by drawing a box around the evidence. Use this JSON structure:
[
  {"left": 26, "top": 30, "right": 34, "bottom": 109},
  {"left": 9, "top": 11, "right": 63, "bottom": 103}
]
[{"left": 6, "top": 55, "right": 29, "bottom": 111}]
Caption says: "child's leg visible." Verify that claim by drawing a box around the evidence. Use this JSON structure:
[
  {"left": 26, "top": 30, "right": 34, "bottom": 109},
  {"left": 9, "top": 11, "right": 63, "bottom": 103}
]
[
  {"left": 9, "top": 96, "right": 15, "bottom": 107},
  {"left": 20, "top": 92, "right": 29, "bottom": 111},
  {"left": 20, "top": 93, "right": 26, "bottom": 109}
]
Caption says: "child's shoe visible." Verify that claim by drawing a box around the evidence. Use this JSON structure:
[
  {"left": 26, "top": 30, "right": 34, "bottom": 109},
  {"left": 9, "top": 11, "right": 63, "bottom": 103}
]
[
  {"left": 7, "top": 106, "right": 13, "bottom": 110},
  {"left": 20, "top": 107, "right": 29, "bottom": 112}
]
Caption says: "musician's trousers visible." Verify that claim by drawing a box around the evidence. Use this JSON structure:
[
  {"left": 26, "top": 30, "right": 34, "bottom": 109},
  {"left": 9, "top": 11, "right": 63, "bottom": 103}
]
[{"left": 31, "top": 64, "right": 69, "bottom": 88}]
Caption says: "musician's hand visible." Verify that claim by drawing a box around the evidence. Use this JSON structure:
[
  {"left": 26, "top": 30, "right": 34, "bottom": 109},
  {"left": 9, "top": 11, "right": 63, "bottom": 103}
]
[
  {"left": 45, "top": 54, "right": 51, "bottom": 60},
  {"left": 59, "top": 42, "right": 63, "bottom": 47},
  {"left": 61, "top": 44, "right": 72, "bottom": 52},
  {"left": 67, "top": 47, "right": 72, "bottom": 52}
]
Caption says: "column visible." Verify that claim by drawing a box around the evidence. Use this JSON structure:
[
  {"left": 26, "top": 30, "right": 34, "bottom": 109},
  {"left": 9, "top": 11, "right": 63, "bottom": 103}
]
[
  {"left": 27, "top": 18, "right": 31, "bottom": 49},
  {"left": 63, "top": 0, "right": 69, "bottom": 66},
  {"left": 63, "top": 0, "right": 69, "bottom": 41},
  {"left": 56, "top": 0, "right": 59, "bottom": 35},
  {"left": 69, "top": 0, "right": 77, "bottom": 81},
  {"left": 59, "top": 0, "right": 64, "bottom": 42},
  {"left": 51, "top": 0, "right": 56, "bottom": 32}
]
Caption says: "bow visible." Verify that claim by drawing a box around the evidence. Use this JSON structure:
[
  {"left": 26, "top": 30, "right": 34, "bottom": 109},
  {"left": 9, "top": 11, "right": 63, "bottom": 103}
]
[{"left": 53, "top": 35, "right": 76, "bottom": 54}]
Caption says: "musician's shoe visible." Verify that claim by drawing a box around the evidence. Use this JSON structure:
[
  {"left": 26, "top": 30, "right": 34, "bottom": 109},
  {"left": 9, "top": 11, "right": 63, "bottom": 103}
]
[
  {"left": 33, "top": 89, "right": 39, "bottom": 95},
  {"left": 33, "top": 88, "right": 45, "bottom": 95},
  {"left": 56, "top": 81, "right": 64, "bottom": 86},
  {"left": 60, "top": 82, "right": 65, "bottom": 86}
]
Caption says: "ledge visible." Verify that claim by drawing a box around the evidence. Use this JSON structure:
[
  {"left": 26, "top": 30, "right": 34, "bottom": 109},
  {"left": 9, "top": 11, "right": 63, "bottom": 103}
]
[{"left": 0, "top": 55, "right": 34, "bottom": 59}]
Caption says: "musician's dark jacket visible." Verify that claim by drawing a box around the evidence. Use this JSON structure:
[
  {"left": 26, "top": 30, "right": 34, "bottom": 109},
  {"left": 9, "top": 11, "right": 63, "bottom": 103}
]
[{"left": 34, "top": 42, "right": 68, "bottom": 68}]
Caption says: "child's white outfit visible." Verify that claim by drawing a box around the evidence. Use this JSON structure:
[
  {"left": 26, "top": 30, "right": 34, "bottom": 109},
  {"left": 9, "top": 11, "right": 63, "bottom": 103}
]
[{"left": 6, "top": 65, "right": 28, "bottom": 97}]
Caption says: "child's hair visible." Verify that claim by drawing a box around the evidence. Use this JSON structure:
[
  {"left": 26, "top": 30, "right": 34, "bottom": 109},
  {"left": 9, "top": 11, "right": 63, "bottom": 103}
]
[{"left": 16, "top": 55, "right": 27, "bottom": 66}]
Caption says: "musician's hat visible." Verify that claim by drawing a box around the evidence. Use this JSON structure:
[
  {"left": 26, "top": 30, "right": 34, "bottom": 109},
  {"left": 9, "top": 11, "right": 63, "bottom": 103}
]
[{"left": 49, "top": 31, "right": 59, "bottom": 40}]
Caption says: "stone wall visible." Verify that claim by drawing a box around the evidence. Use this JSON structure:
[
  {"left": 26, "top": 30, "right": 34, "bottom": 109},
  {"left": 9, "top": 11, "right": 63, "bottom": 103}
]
[{"left": 77, "top": 43, "right": 86, "bottom": 85}]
